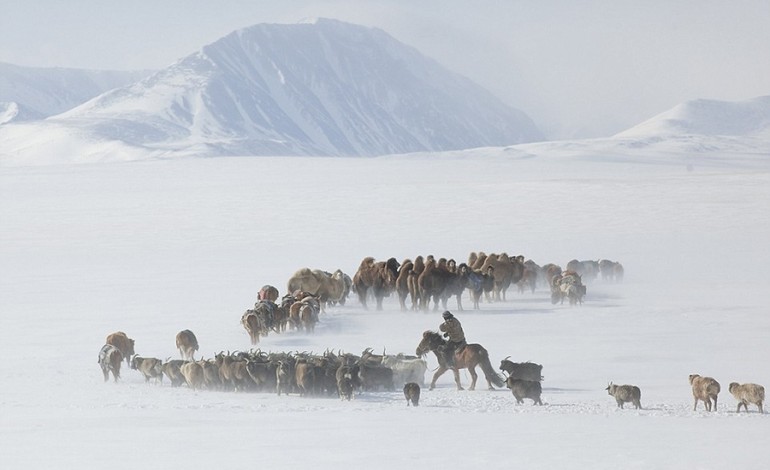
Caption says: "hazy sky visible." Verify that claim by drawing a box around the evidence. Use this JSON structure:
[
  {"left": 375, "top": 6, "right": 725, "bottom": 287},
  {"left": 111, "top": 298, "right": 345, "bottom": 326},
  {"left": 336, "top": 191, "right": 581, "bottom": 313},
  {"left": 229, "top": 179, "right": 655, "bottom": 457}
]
[{"left": 2, "top": 1, "right": 768, "bottom": 139}]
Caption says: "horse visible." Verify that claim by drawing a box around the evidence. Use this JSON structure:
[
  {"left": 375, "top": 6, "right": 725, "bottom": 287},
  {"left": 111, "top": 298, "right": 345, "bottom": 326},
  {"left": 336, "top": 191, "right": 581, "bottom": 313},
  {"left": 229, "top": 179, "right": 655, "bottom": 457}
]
[{"left": 415, "top": 330, "right": 505, "bottom": 391}]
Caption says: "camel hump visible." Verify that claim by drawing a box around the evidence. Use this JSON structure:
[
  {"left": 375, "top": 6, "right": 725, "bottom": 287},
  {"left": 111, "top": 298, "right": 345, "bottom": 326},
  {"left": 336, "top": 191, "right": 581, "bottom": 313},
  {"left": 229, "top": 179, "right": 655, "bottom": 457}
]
[
  {"left": 359, "top": 257, "right": 376, "bottom": 269},
  {"left": 294, "top": 267, "right": 313, "bottom": 277}
]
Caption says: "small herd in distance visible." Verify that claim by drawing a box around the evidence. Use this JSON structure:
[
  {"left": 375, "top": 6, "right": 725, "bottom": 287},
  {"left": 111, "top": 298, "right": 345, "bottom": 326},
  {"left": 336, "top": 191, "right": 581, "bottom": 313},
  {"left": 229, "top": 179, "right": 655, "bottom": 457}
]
[{"left": 95, "top": 252, "right": 764, "bottom": 415}]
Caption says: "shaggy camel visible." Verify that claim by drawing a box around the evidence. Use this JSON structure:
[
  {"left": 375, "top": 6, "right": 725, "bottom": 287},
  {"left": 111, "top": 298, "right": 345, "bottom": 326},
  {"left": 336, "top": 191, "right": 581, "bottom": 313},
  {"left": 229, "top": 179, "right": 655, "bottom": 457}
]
[
  {"left": 286, "top": 268, "right": 346, "bottom": 309},
  {"left": 396, "top": 259, "right": 414, "bottom": 311},
  {"left": 352, "top": 257, "right": 400, "bottom": 310},
  {"left": 480, "top": 253, "right": 525, "bottom": 301},
  {"left": 417, "top": 258, "right": 467, "bottom": 311}
]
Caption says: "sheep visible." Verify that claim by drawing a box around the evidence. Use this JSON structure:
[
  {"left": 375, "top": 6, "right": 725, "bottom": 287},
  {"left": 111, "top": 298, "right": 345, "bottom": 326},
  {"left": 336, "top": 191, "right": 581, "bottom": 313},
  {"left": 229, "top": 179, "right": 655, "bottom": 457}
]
[
  {"left": 689, "top": 374, "right": 720, "bottom": 412},
  {"left": 403, "top": 382, "right": 420, "bottom": 407},
  {"left": 728, "top": 382, "right": 765, "bottom": 413},
  {"left": 605, "top": 382, "right": 642, "bottom": 409},
  {"left": 175, "top": 329, "right": 199, "bottom": 361},
  {"left": 130, "top": 356, "right": 163, "bottom": 384},
  {"left": 506, "top": 377, "right": 543, "bottom": 405}
]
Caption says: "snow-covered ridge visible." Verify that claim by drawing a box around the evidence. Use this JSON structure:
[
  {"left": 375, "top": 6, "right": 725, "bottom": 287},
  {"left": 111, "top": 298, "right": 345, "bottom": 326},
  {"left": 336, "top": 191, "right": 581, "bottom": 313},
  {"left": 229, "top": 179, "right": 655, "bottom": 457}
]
[
  {"left": 2, "top": 20, "right": 769, "bottom": 167},
  {"left": 616, "top": 95, "right": 770, "bottom": 139},
  {"left": 0, "top": 62, "right": 151, "bottom": 123},
  {"left": 0, "top": 19, "right": 543, "bottom": 164}
]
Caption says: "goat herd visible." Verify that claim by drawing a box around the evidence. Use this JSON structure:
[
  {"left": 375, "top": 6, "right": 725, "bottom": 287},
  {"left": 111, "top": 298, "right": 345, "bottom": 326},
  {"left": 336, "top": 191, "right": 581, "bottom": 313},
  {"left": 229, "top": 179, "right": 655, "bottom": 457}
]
[{"left": 96, "top": 252, "right": 765, "bottom": 414}]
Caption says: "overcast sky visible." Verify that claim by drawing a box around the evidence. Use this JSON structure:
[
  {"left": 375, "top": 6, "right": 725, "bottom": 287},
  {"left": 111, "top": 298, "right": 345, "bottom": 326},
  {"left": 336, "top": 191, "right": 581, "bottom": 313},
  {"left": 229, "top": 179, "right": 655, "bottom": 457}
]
[{"left": 2, "top": 1, "right": 768, "bottom": 139}]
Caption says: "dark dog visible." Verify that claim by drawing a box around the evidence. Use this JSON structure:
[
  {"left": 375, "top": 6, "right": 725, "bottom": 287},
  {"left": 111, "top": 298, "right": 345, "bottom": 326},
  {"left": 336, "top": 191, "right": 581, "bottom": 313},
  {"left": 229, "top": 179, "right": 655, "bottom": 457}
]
[{"left": 404, "top": 382, "right": 421, "bottom": 407}]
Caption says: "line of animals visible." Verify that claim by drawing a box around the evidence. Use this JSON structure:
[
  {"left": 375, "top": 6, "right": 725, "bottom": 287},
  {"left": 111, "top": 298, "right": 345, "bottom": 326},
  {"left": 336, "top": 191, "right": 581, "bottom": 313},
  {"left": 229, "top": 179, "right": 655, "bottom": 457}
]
[
  {"left": 238, "top": 254, "right": 623, "bottom": 346},
  {"left": 350, "top": 253, "right": 621, "bottom": 312},
  {"left": 98, "top": 330, "right": 430, "bottom": 404},
  {"left": 97, "top": 330, "right": 765, "bottom": 413}
]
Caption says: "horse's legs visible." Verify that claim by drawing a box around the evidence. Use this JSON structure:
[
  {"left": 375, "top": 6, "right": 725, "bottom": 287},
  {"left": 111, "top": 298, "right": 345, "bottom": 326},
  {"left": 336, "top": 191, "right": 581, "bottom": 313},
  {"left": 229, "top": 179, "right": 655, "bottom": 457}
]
[
  {"left": 430, "top": 366, "right": 447, "bottom": 391},
  {"left": 452, "top": 368, "right": 464, "bottom": 391},
  {"left": 467, "top": 365, "right": 478, "bottom": 391}
]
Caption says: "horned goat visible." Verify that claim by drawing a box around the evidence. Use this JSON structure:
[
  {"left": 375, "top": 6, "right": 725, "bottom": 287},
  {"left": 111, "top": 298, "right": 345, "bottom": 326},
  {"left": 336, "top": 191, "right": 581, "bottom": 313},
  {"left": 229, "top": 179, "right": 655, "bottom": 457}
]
[
  {"left": 130, "top": 356, "right": 163, "bottom": 384},
  {"left": 605, "top": 382, "right": 642, "bottom": 409}
]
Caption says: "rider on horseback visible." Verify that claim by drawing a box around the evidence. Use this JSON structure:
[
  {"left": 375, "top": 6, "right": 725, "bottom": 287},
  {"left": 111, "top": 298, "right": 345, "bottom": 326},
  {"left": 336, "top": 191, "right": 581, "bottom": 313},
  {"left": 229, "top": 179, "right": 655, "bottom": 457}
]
[{"left": 439, "top": 311, "right": 466, "bottom": 368}]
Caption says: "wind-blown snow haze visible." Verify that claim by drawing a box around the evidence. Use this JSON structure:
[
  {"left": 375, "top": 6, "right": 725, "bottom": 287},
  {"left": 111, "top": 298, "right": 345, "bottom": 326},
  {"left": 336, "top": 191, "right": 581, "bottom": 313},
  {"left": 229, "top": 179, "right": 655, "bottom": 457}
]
[{"left": 1, "top": 11, "right": 770, "bottom": 470}]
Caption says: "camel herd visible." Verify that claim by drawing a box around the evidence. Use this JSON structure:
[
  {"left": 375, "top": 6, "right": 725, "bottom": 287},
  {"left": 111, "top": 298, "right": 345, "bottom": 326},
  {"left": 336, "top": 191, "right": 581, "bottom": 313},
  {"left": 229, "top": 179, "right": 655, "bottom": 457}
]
[
  {"left": 353, "top": 252, "right": 622, "bottom": 312},
  {"left": 237, "top": 252, "right": 620, "bottom": 346}
]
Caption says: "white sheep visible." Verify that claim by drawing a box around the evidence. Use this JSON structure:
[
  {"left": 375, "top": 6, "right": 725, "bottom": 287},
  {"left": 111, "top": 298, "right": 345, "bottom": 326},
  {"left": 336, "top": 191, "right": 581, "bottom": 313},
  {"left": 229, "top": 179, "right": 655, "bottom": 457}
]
[
  {"left": 728, "top": 382, "right": 765, "bottom": 413},
  {"left": 689, "top": 374, "right": 720, "bottom": 412}
]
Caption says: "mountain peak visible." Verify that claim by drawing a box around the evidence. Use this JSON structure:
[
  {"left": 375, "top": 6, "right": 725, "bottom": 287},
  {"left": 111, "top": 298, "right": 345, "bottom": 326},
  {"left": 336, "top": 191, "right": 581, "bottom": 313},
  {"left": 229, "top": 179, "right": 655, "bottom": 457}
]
[{"left": 2, "top": 19, "right": 543, "bottom": 163}]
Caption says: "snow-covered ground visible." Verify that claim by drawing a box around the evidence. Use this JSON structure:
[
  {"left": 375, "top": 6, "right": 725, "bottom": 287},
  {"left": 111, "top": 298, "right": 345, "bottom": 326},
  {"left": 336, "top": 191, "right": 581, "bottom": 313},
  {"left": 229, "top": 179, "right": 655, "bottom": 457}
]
[{"left": 1, "top": 150, "right": 769, "bottom": 469}]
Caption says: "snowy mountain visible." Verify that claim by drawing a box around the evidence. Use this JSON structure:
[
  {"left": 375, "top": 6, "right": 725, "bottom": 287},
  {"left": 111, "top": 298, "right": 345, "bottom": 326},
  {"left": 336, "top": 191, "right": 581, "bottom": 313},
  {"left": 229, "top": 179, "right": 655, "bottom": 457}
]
[
  {"left": 486, "top": 95, "right": 770, "bottom": 167},
  {"left": 0, "top": 62, "right": 151, "bottom": 124},
  {"left": 0, "top": 19, "right": 543, "bottom": 164},
  {"left": 615, "top": 95, "right": 770, "bottom": 140}
]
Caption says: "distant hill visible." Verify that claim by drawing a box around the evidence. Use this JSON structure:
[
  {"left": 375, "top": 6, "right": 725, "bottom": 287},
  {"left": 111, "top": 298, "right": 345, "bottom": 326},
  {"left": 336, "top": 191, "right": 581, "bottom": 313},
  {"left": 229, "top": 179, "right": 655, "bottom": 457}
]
[
  {"left": 0, "top": 19, "right": 543, "bottom": 164},
  {"left": 615, "top": 96, "right": 770, "bottom": 140},
  {"left": 0, "top": 62, "right": 151, "bottom": 124},
  {"left": 466, "top": 95, "right": 770, "bottom": 170}
]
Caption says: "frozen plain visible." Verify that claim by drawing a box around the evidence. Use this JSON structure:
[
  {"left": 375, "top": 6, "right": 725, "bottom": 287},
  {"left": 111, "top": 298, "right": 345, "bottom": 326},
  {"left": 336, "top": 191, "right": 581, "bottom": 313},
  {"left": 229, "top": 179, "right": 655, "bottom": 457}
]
[{"left": 1, "top": 148, "right": 769, "bottom": 469}]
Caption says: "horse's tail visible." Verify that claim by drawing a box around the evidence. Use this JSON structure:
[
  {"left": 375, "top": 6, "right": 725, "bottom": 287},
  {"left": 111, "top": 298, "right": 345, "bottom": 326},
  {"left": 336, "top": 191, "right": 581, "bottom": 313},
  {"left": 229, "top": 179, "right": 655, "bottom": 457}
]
[{"left": 478, "top": 348, "right": 505, "bottom": 388}]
